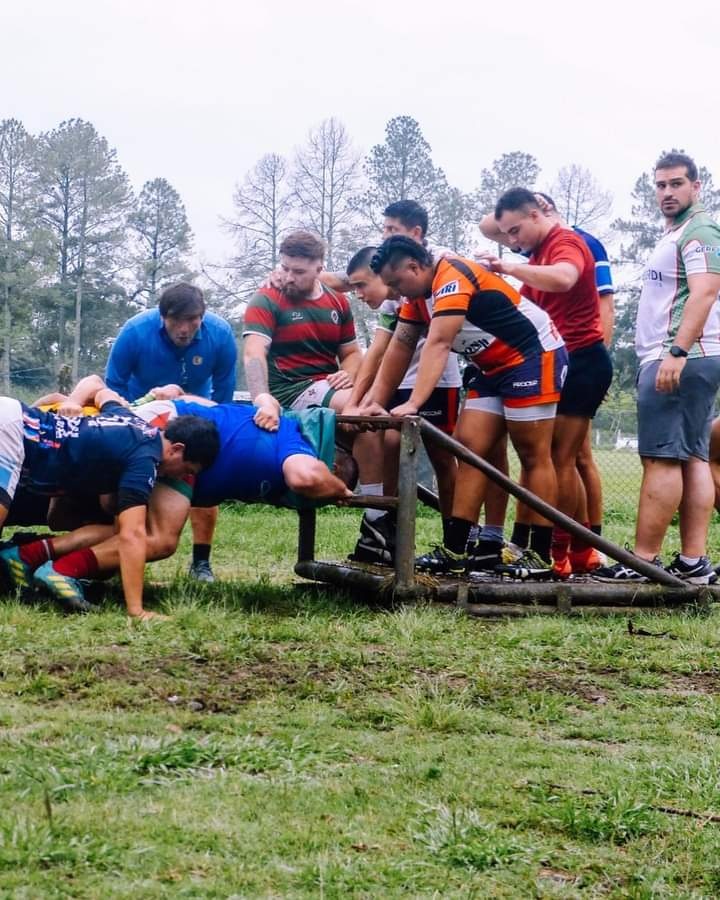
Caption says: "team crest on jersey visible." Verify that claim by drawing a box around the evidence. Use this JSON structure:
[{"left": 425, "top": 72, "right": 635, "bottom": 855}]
[
  {"left": 291, "top": 311, "right": 303, "bottom": 320},
  {"left": 434, "top": 280, "right": 460, "bottom": 299},
  {"left": 331, "top": 310, "right": 340, "bottom": 324},
  {"left": 192, "top": 356, "right": 203, "bottom": 366}
]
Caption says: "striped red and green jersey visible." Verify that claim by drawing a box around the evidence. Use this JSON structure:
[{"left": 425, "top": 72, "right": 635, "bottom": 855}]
[{"left": 243, "top": 285, "right": 356, "bottom": 406}]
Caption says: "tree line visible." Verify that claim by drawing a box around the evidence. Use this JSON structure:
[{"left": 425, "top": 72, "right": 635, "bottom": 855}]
[{"left": 2, "top": 113, "right": 719, "bottom": 396}]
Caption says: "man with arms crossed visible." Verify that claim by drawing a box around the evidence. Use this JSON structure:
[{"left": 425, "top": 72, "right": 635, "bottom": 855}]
[
  {"left": 595, "top": 152, "right": 720, "bottom": 584},
  {"left": 106, "top": 282, "right": 237, "bottom": 582}
]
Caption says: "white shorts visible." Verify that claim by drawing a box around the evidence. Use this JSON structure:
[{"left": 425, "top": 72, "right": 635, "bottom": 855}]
[
  {"left": 290, "top": 379, "right": 334, "bottom": 411},
  {"left": 463, "top": 395, "right": 557, "bottom": 422},
  {"left": 0, "top": 398, "right": 26, "bottom": 508}
]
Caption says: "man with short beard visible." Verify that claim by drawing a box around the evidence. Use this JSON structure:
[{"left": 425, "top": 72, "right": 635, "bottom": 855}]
[
  {"left": 243, "top": 231, "right": 362, "bottom": 429},
  {"left": 595, "top": 152, "right": 720, "bottom": 584}
]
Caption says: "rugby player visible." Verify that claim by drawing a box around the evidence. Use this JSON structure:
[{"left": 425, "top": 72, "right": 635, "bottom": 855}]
[
  {"left": 484, "top": 189, "right": 613, "bottom": 577},
  {"left": 3, "top": 392, "right": 357, "bottom": 611},
  {"left": 359, "top": 235, "right": 568, "bottom": 579},
  {"left": 106, "top": 282, "right": 237, "bottom": 582},
  {"left": 0, "top": 382, "right": 220, "bottom": 618}
]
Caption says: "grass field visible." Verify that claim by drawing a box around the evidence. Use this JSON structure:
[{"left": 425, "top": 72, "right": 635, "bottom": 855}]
[{"left": 2, "top": 496, "right": 720, "bottom": 897}]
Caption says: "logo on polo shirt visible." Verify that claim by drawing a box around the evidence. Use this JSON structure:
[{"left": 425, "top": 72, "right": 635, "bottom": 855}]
[{"left": 192, "top": 356, "right": 203, "bottom": 366}]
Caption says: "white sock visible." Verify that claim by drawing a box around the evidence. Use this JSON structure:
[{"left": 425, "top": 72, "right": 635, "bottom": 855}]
[
  {"left": 359, "top": 483, "right": 383, "bottom": 522},
  {"left": 679, "top": 554, "right": 701, "bottom": 566}
]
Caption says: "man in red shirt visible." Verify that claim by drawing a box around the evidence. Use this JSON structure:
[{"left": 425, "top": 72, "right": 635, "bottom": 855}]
[{"left": 483, "top": 188, "right": 613, "bottom": 577}]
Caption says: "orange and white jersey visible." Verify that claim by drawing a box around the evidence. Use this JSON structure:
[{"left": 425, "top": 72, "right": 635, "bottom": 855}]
[{"left": 399, "top": 257, "right": 564, "bottom": 375}]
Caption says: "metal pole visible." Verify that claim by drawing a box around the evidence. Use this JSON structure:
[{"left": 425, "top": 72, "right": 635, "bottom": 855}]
[
  {"left": 419, "top": 419, "right": 686, "bottom": 589},
  {"left": 395, "top": 416, "right": 420, "bottom": 596},
  {"left": 297, "top": 508, "right": 317, "bottom": 563}
]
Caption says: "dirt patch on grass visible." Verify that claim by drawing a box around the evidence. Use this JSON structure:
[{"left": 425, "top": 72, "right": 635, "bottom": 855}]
[
  {"left": 16, "top": 648, "right": 404, "bottom": 711},
  {"left": 524, "top": 672, "right": 611, "bottom": 705}
]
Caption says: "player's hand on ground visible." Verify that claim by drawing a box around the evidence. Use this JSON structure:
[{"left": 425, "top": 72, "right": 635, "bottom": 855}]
[
  {"left": 390, "top": 400, "right": 419, "bottom": 418},
  {"left": 326, "top": 370, "right": 353, "bottom": 390},
  {"left": 655, "top": 355, "right": 686, "bottom": 393},
  {"left": 150, "top": 384, "right": 184, "bottom": 400},
  {"left": 253, "top": 393, "right": 281, "bottom": 431},
  {"left": 128, "top": 609, "right": 170, "bottom": 621}
]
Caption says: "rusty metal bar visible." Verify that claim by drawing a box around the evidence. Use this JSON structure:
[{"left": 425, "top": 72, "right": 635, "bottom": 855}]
[
  {"left": 395, "top": 417, "right": 421, "bottom": 597},
  {"left": 342, "top": 495, "right": 399, "bottom": 510},
  {"left": 419, "top": 419, "right": 686, "bottom": 589},
  {"left": 296, "top": 508, "right": 317, "bottom": 563}
]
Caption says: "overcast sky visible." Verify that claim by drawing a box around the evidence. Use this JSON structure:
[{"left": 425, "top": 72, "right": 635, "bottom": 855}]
[{"left": 6, "top": 0, "right": 720, "bottom": 262}]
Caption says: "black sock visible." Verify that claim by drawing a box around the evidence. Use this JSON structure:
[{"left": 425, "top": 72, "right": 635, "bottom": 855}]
[
  {"left": 511, "top": 522, "right": 531, "bottom": 549},
  {"left": 590, "top": 524, "right": 602, "bottom": 536},
  {"left": 193, "top": 543, "right": 211, "bottom": 565},
  {"left": 443, "top": 517, "right": 473, "bottom": 555},
  {"left": 530, "top": 526, "right": 553, "bottom": 562}
]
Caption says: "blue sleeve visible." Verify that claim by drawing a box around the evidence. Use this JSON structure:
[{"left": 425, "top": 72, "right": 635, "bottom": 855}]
[
  {"left": 105, "top": 324, "right": 138, "bottom": 396},
  {"left": 210, "top": 325, "right": 238, "bottom": 403},
  {"left": 574, "top": 228, "right": 614, "bottom": 295}
]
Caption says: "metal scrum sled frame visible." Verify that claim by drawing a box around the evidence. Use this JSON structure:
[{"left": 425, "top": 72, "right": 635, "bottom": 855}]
[{"left": 294, "top": 415, "right": 720, "bottom": 617}]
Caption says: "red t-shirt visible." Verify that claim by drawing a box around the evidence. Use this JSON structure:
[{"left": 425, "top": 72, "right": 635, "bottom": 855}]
[{"left": 520, "top": 225, "right": 603, "bottom": 352}]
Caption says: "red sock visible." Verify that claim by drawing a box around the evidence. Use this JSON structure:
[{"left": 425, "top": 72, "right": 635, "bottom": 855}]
[
  {"left": 53, "top": 548, "right": 99, "bottom": 579},
  {"left": 551, "top": 527, "right": 571, "bottom": 561},
  {"left": 18, "top": 538, "right": 56, "bottom": 569},
  {"left": 570, "top": 522, "right": 592, "bottom": 553}
]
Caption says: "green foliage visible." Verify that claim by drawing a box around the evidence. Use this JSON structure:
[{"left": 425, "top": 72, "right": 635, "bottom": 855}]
[{"left": 128, "top": 177, "right": 193, "bottom": 307}]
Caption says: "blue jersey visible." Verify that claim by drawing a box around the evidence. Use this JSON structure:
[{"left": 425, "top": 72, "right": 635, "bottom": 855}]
[
  {"left": 21, "top": 402, "right": 163, "bottom": 511},
  {"left": 106, "top": 309, "right": 237, "bottom": 402},
  {"left": 172, "top": 400, "right": 316, "bottom": 507},
  {"left": 572, "top": 227, "right": 614, "bottom": 296}
]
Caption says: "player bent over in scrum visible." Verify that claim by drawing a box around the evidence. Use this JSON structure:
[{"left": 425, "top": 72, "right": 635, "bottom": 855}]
[{"left": 360, "top": 236, "right": 568, "bottom": 579}]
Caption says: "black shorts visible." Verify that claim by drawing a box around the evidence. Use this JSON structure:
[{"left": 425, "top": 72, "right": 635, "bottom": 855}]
[
  {"left": 557, "top": 341, "right": 612, "bottom": 418},
  {"left": 392, "top": 386, "right": 460, "bottom": 435}
]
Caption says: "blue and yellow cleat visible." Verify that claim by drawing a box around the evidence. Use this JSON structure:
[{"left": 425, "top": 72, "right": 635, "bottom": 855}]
[
  {"left": 0, "top": 545, "right": 34, "bottom": 590},
  {"left": 32, "top": 562, "right": 93, "bottom": 614}
]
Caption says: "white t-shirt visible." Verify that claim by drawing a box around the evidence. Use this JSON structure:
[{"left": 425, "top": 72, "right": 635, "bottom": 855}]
[
  {"left": 635, "top": 205, "right": 720, "bottom": 364},
  {"left": 376, "top": 297, "right": 461, "bottom": 390}
]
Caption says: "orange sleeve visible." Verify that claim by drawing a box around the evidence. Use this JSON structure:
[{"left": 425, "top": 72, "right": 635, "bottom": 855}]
[
  {"left": 431, "top": 261, "right": 473, "bottom": 316},
  {"left": 398, "top": 298, "right": 425, "bottom": 324}
]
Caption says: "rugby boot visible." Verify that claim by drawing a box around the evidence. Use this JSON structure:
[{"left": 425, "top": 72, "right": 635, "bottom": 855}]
[
  {"left": 0, "top": 545, "right": 34, "bottom": 590},
  {"left": 415, "top": 545, "right": 468, "bottom": 577},
  {"left": 32, "top": 562, "right": 93, "bottom": 614},
  {"left": 466, "top": 538, "right": 504, "bottom": 573},
  {"left": 189, "top": 560, "right": 215, "bottom": 583},
  {"left": 495, "top": 549, "right": 553, "bottom": 580},
  {"left": 569, "top": 546, "right": 604, "bottom": 575}
]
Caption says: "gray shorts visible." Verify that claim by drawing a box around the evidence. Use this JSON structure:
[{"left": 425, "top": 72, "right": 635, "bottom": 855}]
[{"left": 637, "top": 357, "right": 720, "bottom": 461}]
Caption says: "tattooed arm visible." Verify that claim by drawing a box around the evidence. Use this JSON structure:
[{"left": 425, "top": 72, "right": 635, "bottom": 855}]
[{"left": 243, "top": 334, "right": 281, "bottom": 432}]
